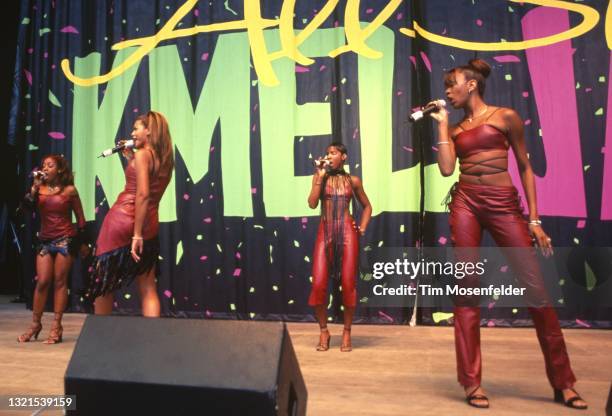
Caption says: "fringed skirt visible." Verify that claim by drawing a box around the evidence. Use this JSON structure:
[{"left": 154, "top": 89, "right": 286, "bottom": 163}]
[{"left": 84, "top": 237, "right": 159, "bottom": 300}]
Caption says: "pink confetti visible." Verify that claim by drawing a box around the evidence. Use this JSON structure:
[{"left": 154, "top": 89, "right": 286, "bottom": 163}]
[
  {"left": 210, "top": 146, "right": 215, "bottom": 152},
  {"left": 48, "top": 132, "right": 65, "bottom": 140},
  {"left": 252, "top": 124, "right": 257, "bottom": 132},
  {"left": 60, "top": 25, "right": 79, "bottom": 34},
  {"left": 494, "top": 55, "right": 521, "bottom": 63},
  {"left": 377, "top": 311, "right": 394, "bottom": 322},
  {"left": 438, "top": 236, "right": 447, "bottom": 245},
  {"left": 27, "top": 48, "right": 33, "bottom": 54},
  {"left": 487, "top": 320, "right": 496, "bottom": 327},
  {"left": 331, "top": 85, "right": 337, "bottom": 92},
  {"left": 575, "top": 319, "right": 591, "bottom": 328},
  {"left": 201, "top": 52, "right": 209, "bottom": 61},
  {"left": 352, "top": 128, "right": 359, "bottom": 139},
  {"left": 319, "top": 65, "right": 326, "bottom": 72},
  {"left": 200, "top": 256, "right": 208, "bottom": 261},
  {"left": 409, "top": 56, "right": 417, "bottom": 69},
  {"left": 301, "top": 217, "right": 308, "bottom": 224},
  {"left": 585, "top": 88, "right": 592, "bottom": 92},
  {"left": 251, "top": 187, "right": 257, "bottom": 194},
  {"left": 524, "top": 119, "right": 531, "bottom": 125},
  {"left": 295, "top": 65, "right": 310, "bottom": 73},
  {"left": 396, "top": 12, "right": 403, "bottom": 20},
  {"left": 476, "top": 19, "right": 483, "bottom": 27},
  {"left": 194, "top": 9, "right": 200, "bottom": 17},
  {"left": 205, "top": 310, "right": 213, "bottom": 317},
  {"left": 522, "top": 91, "right": 529, "bottom": 97},
  {"left": 233, "top": 268, "right": 241, "bottom": 277},
  {"left": 96, "top": 180, "right": 101, "bottom": 186},
  {"left": 365, "top": 8, "right": 373, "bottom": 14},
  {"left": 183, "top": 193, "right": 190, "bottom": 200},
  {"left": 235, "top": 252, "right": 241, "bottom": 259},
  {"left": 488, "top": 302, "right": 496, "bottom": 309},
  {"left": 402, "top": 146, "right": 414, "bottom": 152},
  {"left": 163, "top": 290, "right": 172, "bottom": 298},
  {"left": 576, "top": 219, "right": 586, "bottom": 229},
  {"left": 396, "top": 90, "right": 403, "bottom": 96},
  {"left": 500, "top": 265, "right": 509, "bottom": 273},
  {"left": 203, "top": 217, "right": 212, "bottom": 223},
  {"left": 95, "top": 207, "right": 100, "bottom": 214},
  {"left": 24, "top": 69, "right": 32, "bottom": 85},
  {"left": 419, "top": 51, "right": 432, "bottom": 72}
]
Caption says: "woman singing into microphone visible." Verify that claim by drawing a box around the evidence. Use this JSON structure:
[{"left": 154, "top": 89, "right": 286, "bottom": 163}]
[
  {"left": 307, "top": 142, "right": 372, "bottom": 352},
  {"left": 18, "top": 155, "right": 88, "bottom": 344},
  {"left": 86, "top": 111, "right": 174, "bottom": 317},
  {"left": 431, "top": 59, "right": 587, "bottom": 409}
]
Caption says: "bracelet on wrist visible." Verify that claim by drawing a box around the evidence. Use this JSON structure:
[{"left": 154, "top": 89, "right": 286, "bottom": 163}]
[
  {"left": 437, "top": 141, "right": 450, "bottom": 145},
  {"left": 132, "top": 236, "right": 143, "bottom": 240},
  {"left": 528, "top": 219, "right": 542, "bottom": 226}
]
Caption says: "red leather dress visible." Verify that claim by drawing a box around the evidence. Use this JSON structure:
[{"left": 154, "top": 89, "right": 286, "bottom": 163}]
[
  {"left": 86, "top": 154, "right": 170, "bottom": 298},
  {"left": 308, "top": 173, "right": 359, "bottom": 308},
  {"left": 448, "top": 120, "right": 576, "bottom": 389}
]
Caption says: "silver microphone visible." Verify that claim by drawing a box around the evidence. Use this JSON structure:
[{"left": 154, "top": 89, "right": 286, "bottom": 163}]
[
  {"left": 32, "top": 170, "right": 47, "bottom": 180},
  {"left": 409, "top": 99, "right": 446, "bottom": 122},
  {"left": 98, "top": 139, "right": 135, "bottom": 158},
  {"left": 313, "top": 157, "right": 331, "bottom": 168}
]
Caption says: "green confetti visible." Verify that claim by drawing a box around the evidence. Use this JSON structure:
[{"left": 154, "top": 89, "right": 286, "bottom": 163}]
[
  {"left": 512, "top": 308, "right": 518, "bottom": 314},
  {"left": 155, "top": 19, "right": 160, "bottom": 25},
  {"left": 378, "top": 240, "right": 384, "bottom": 247},
  {"left": 538, "top": 128, "right": 542, "bottom": 137},
  {"left": 302, "top": 18, "right": 308, "bottom": 24},
  {"left": 346, "top": 98, "right": 352, "bottom": 105},
  {"left": 124, "top": 293, "right": 131, "bottom": 300},
  {"left": 224, "top": 0, "right": 238, "bottom": 15},
  {"left": 293, "top": 240, "right": 300, "bottom": 248},
  {"left": 432, "top": 312, "right": 454, "bottom": 323},
  {"left": 599, "top": 76, "right": 606, "bottom": 83},
  {"left": 595, "top": 108, "right": 604, "bottom": 116},
  {"left": 28, "top": 144, "right": 38, "bottom": 151},
  {"left": 254, "top": 225, "right": 264, "bottom": 229},
  {"left": 558, "top": 298, "right": 564, "bottom": 304},
  {"left": 505, "top": 74, "right": 512, "bottom": 81},
  {"left": 272, "top": 285, "right": 279, "bottom": 291},
  {"left": 230, "top": 303, "right": 236, "bottom": 311},
  {"left": 216, "top": 268, "right": 221, "bottom": 275},
  {"left": 251, "top": 80, "right": 258, "bottom": 86},
  {"left": 25, "top": 126, "right": 32, "bottom": 131},
  {"left": 39, "top": 28, "right": 51, "bottom": 36},
  {"left": 304, "top": 256, "right": 310, "bottom": 262},
  {"left": 176, "top": 241, "right": 183, "bottom": 265},
  {"left": 493, "top": 294, "right": 499, "bottom": 301},
  {"left": 361, "top": 273, "right": 373, "bottom": 282},
  {"left": 288, "top": 300, "right": 294, "bottom": 304},
  {"left": 559, "top": 279, "right": 565, "bottom": 286},
  {"left": 400, "top": 224, "right": 405, "bottom": 233},
  {"left": 584, "top": 165, "right": 590, "bottom": 171},
  {"left": 585, "top": 262, "right": 596, "bottom": 291},
  {"left": 249, "top": 312, "right": 255, "bottom": 318},
  {"left": 22, "top": 17, "right": 30, "bottom": 24},
  {"left": 359, "top": 297, "right": 369, "bottom": 303},
  {"left": 508, "top": 6, "right": 514, "bottom": 12},
  {"left": 341, "top": 77, "right": 347, "bottom": 84},
  {"left": 25, "top": 94, "right": 31, "bottom": 99},
  {"left": 249, "top": 287, "right": 255, "bottom": 293},
  {"left": 576, "top": 82, "right": 580, "bottom": 89},
  {"left": 196, "top": 234, "right": 203, "bottom": 241},
  {"left": 573, "top": 237, "right": 580, "bottom": 244},
  {"left": 48, "top": 90, "right": 62, "bottom": 107},
  {"left": 216, "top": 244, "right": 222, "bottom": 253}
]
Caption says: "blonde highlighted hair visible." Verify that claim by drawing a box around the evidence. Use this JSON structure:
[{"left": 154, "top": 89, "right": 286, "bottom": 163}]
[{"left": 136, "top": 111, "right": 174, "bottom": 176}]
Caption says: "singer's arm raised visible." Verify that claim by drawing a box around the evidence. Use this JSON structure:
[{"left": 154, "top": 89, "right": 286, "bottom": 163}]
[{"left": 430, "top": 107, "right": 457, "bottom": 176}]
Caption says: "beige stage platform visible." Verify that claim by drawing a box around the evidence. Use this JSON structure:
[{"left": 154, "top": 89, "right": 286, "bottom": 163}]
[{"left": 0, "top": 296, "right": 610, "bottom": 415}]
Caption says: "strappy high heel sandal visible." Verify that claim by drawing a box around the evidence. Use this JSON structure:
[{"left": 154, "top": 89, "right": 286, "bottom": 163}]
[
  {"left": 17, "top": 313, "right": 42, "bottom": 343},
  {"left": 466, "top": 385, "right": 489, "bottom": 409},
  {"left": 316, "top": 326, "right": 330, "bottom": 351},
  {"left": 554, "top": 388, "right": 588, "bottom": 410},
  {"left": 43, "top": 321, "right": 63, "bottom": 344},
  {"left": 340, "top": 326, "right": 352, "bottom": 352}
]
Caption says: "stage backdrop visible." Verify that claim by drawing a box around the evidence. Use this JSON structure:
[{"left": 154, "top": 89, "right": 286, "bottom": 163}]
[{"left": 7, "top": 0, "right": 612, "bottom": 326}]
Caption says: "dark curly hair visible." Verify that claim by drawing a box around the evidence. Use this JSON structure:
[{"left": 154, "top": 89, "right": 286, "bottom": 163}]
[{"left": 41, "top": 154, "right": 74, "bottom": 188}]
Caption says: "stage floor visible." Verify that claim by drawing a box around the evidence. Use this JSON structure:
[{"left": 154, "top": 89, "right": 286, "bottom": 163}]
[{"left": 0, "top": 296, "right": 610, "bottom": 415}]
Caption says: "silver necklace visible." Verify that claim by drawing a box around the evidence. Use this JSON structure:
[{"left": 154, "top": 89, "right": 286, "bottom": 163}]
[{"left": 466, "top": 105, "right": 488, "bottom": 123}]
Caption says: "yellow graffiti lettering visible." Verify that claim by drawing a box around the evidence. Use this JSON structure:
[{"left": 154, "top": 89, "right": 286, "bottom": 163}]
[
  {"left": 407, "top": 0, "right": 599, "bottom": 51},
  {"left": 330, "top": 0, "right": 402, "bottom": 58},
  {"left": 606, "top": 0, "right": 612, "bottom": 50}
]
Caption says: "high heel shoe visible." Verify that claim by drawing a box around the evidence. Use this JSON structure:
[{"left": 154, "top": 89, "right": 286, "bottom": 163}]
[
  {"left": 554, "top": 388, "right": 588, "bottom": 410},
  {"left": 316, "top": 327, "right": 330, "bottom": 351},
  {"left": 465, "top": 385, "right": 489, "bottom": 409},
  {"left": 340, "top": 326, "right": 352, "bottom": 352},
  {"left": 43, "top": 323, "right": 63, "bottom": 344},
  {"left": 17, "top": 322, "right": 43, "bottom": 343}
]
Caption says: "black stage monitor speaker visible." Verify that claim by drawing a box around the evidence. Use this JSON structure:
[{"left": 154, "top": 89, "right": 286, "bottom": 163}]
[{"left": 65, "top": 316, "right": 307, "bottom": 416}]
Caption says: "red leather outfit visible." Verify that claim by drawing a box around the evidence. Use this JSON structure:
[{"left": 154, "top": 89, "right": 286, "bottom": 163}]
[
  {"left": 448, "top": 119, "right": 576, "bottom": 389},
  {"left": 308, "top": 174, "right": 359, "bottom": 308},
  {"left": 87, "top": 152, "right": 170, "bottom": 298},
  {"left": 38, "top": 193, "right": 86, "bottom": 240}
]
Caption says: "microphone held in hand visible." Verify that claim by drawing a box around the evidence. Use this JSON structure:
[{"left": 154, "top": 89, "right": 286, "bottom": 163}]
[
  {"left": 98, "top": 139, "right": 135, "bottom": 158},
  {"left": 313, "top": 156, "right": 331, "bottom": 168},
  {"left": 32, "top": 170, "right": 47, "bottom": 180},
  {"left": 408, "top": 99, "right": 446, "bottom": 122}
]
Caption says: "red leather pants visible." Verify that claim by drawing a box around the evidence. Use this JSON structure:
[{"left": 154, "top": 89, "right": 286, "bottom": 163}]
[
  {"left": 308, "top": 215, "right": 359, "bottom": 308},
  {"left": 449, "top": 182, "right": 576, "bottom": 389}
]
